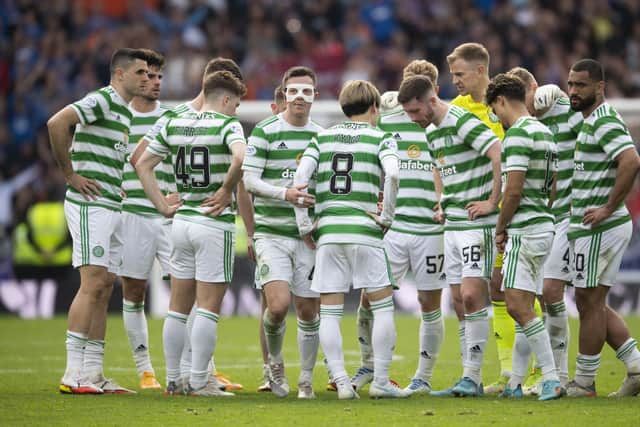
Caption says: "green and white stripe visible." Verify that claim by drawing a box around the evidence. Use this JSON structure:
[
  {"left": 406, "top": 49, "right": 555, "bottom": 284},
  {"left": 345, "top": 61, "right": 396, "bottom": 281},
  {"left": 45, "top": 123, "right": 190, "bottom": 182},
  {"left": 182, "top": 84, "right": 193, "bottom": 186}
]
[
  {"left": 538, "top": 97, "right": 582, "bottom": 221},
  {"left": 426, "top": 104, "right": 499, "bottom": 230},
  {"left": 422, "top": 309, "right": 442, "bottom": 322},
  {"left": 223, "top": 230, "right": 234, "bottom": 283},
  {"left": 122, "top": 101, "right": 176, "bottom": 216},
  {"left": 504, "top": 234, "right": 522, "bottom": 289},
  {"left": 569, "top": 102, "right": 634, "bottom": 240},
  {"left": 378, "top": 107, "right": 442, "bottom": 235},
  {"left": 147, "top": 110, "right": 245, "bottom": 232},
  {"left": 67, "top": 86, "right": 132, "bottom": 210},
  {"left": 242, "top": 114, "right": 323, "bottom": 239},
  {"left": 304, "top": 121, "right": 399, "bottom": 247},
  {"left": 616, "top": 338, "right": 638, "bottom": 360},
  {"left": 502, "top": 116, "right": 557, "bottom": 234},
  {"left": 586, "top": 231, "right": 602, "bottom": 288},
  {"left": 523, "top": 318, "right": 546, "bottom": 338},
  {"left": 123, "top": 301, "right": 144, "bottom": 313},
  {"left": 80, "top": 205, "right": 90, "bottom": 265},
  {"left": 297, "top": 317, "right": 321, "bottom": 332},
  {"left": 196, "top": 308, "right": 220, "bottom": 323},
  {"left": 319, "top": 305, "right": 344, "bottom": 318}
]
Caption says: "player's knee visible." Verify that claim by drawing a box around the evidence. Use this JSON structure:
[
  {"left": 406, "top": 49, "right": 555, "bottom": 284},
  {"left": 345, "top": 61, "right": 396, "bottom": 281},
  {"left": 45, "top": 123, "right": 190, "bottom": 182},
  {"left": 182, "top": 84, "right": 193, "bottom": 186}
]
[
  {"left": 575, "top": 288, "right": 602, "bottom": 313},
  {"left": 123, "top": 278, "right": 147, "bottom": 302},
  {"left": 542, "top": 285, "right": 562, "bottom": 305}
]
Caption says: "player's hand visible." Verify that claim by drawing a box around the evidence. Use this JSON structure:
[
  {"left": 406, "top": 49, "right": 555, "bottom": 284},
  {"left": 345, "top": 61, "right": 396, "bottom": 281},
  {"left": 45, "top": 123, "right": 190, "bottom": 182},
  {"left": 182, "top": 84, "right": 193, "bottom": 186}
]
[
  {"left": 377, "top": 191, "right": 383, "bottom": 215},
  {"left": 495, "top": 230, "right": 508, "bottom": 253},
  {"left": 367, "top": 212, "right": 391, "bottom": 234},
  {"left": 466, "top": 200, "right": 497, "bottom": 221},
  {"left": 247, "top": 237, "right": 256, "bottom": 262},
  {"left": 302, "top": 233, "right": 316, "bottom": 250},
  {"left": 66, "top": 173, "right": 102, "bottom": 201},
  {"left": 160, "top": 200, "right": 183, "bottom": 218},
  {"left": 201, "top": 187, "right": 232, "bottom": 216},
  {"left": 285, "top": 184, "right": 315, "bottom": 208},
  {"left": 583, "top": 206, "right": 613, "bottom": 228},
  {"left": 165, "top": 192, "right": 180, "bottom": 206},
  {"left": 433, "top": 202, "right": 445, "bottom": 224},
  {"left": 534, "top": 84, "right": 564, "bottom": 114}
]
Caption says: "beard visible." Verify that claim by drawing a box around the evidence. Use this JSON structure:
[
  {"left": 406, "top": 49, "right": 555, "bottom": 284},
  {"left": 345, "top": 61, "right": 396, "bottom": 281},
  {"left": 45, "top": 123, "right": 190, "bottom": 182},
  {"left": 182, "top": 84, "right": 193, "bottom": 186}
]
[{"left": 570, "top": 92, "right": 596, "bottom": 112}]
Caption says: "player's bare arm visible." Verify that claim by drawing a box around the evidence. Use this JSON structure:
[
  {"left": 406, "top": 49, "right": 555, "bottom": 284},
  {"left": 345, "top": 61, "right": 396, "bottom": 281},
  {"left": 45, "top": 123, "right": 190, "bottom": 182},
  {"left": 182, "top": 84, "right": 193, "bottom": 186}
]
[{"left": 47, "top": 106, "right": 102, "bottom": 201}]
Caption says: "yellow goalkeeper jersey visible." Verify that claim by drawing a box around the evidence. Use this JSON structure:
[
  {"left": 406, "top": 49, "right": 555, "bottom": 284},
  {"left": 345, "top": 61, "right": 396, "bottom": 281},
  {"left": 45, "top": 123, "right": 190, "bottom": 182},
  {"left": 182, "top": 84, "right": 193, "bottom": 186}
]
[{"left": 451, "top": 94, "right": 505, "bottom": 140}]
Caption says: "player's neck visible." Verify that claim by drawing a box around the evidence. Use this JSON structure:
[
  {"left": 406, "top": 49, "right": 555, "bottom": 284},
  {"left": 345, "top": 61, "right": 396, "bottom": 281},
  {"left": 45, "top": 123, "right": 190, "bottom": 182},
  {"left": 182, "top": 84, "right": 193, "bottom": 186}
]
[
  {"left": 432, "top": 99, "right": 449, "bottom": 126},
  {"left": 130, "top": 97, "right": 157, "bottom": 113},
  {"left": 348, "top": 112, "right": 374, "bottom": 125},
  {"left": 470, "top": 78, "right": 490, "bottom": 104},
  {"left": 110, "top": 81, "right": 133, "bottom": 104},
  {"left": 191, "top": 92, "right": 205, "bottom": 110},
  {"left": 283, "top": 110, "right": 309, "bottom": 127},
  {"left": 506, "top": 105, "right": 531, "bottom": 128},
  {"left": 581, "top": 97, "right": 605, "bottom": 118}
]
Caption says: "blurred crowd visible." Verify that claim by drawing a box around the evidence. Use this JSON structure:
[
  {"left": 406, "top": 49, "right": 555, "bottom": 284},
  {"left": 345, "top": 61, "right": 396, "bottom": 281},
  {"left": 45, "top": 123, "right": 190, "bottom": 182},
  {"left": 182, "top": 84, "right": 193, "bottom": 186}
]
[{"left": 1, "top": 0, "right": 640, "bottom": 267}]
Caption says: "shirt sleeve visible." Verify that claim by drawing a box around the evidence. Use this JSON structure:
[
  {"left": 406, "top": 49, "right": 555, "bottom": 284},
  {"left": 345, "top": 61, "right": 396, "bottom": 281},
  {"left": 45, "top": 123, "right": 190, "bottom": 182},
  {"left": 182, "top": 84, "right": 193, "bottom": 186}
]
[
  {"left": 222, "top": 118, "right": 246, "bottom": 147},
  {"left": 458, "top": 113, "right": 500, "bottom": 156},
  {"left": 503, "top": 128, "right": 532, "bottom": 172},
  {"left": 241, "top": 125, "right": 269, "bottom": 174},
  {"left": 594, "top": 115, "right": 635, "bottom": 161},
  {"left": 378, "top": 133, "right": 399, "bottom": 163},
  {"left": 70, "top": 90, "right": 110, "bottom": 125},
  {"left": 146, "top": 119, "right": 170, "bottom": 158}
]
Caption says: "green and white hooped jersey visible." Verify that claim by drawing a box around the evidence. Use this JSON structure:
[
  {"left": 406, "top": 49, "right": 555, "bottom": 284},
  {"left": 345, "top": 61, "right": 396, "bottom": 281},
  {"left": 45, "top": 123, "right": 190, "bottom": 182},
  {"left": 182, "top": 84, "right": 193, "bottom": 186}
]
[
  {"left": 121, "top": 101, "right": 176, "bottom": 217},
  {"left": 502, "top": 116, "right": 557, "bottom": 235},
  {"left": 242, "top": 113, "right": 323, "bottom": 239},
  {"left": 67, "top": 85, "right": 132, "bottom": 210},
  {"left": 147, "top": 110, "right": 246, "bottom": 232},
  {"left": 378, "top": 107, "right": 443, "bottom": 235},
  {"left": 426, "top": 104, "right": 499, "bottom": 230},
  {"left": 303, "top": 121, "right": 399, "bottom": 248},
  {"left": 538, "top": 97, "right": 583, "bottom": 221},
  {"left": 568, "top": 102, "right": 634, "bottom": 240}
]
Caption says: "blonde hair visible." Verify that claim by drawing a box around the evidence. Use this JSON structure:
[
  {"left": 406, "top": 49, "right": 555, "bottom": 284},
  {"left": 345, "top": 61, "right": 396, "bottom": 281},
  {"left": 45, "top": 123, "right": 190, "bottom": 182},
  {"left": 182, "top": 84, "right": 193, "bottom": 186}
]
[
  {"left": 403, "top": 60, "right": 438, "bottom": 85},
  {"left": 339, "top": 80, "right": 381, "bottom": 117},
  {"left": 507, "top": 67, "right": 536, "bottom": 87},
  {"left": 446, "top": 43, "right": 490, "bottom": 67}
]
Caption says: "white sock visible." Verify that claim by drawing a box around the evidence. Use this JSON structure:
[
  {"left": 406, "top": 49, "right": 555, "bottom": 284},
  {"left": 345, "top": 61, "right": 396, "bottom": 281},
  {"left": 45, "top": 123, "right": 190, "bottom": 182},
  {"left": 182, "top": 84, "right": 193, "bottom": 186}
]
[
  {"left": 575, "top": 353, "right": 600, "bottom": 387},
  {"left": 523, "top": 317, "right": 558, "bottom": 382},
  {"left": 458, "top": 320, "right": 467, "bottom": 364},
  {"left": 509, "top": 324, "right": 530, "bottom": 389},
  {"left": 319, "top": 304, "right": 348, "bottom": 386},
  {"left": 297, "top": 316, "right": 320, "bottom": 376},
  {"left": 546, "top": 301, "right": 569, "bottom": 382},
  {"left": 180, "top": 305, "right": 196, "bottom": 379},
  {"left": 164, "top": 310, "right": 187, "bottom": 383},
  {"left": 615, "top": 338, "right": 640, "bottom": 374},
  {"left": 415, "top": 309, "right": 443, "bottom": 383},
  {"left": 189, "top": 308, "right": 219, "bottom": 389},
  {"left": 64, "top": 330, "right": 87, "bottom": 380},
  {"left": 83, "top": 339, "right": 105, "bottom": 380},
  {"left": 462, "top": 308, "right": 489, "bottom": 385},
  {"left": 263, "top": 309, "right": 286, "bottom": 364},
  {"left": 356, "top": 305, "right": 374, "bottom": 370},
  {"left": 123, "top": 299, "right": 153, "bottom": 376},
  {"left": 370, "top": 295, "right": 396, "bottom": 386}
]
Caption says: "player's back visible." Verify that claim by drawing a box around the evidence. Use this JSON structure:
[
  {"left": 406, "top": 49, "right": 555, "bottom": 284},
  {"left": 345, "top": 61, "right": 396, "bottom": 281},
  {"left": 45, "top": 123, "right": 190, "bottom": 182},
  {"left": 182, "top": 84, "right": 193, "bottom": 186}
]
[
  {"left": 149, "top": 110, "right": 242, "bottom": 232},
  {"left": 310, "top": 121, "right": 397, "bottom": 247}
]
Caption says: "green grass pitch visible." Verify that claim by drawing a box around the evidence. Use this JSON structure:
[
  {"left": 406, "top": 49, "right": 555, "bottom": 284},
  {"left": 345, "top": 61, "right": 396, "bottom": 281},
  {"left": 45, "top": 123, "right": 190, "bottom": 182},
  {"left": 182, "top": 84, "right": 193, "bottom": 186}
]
[{"left": 1, "top": 315, "right": 639, "bottom": 426}]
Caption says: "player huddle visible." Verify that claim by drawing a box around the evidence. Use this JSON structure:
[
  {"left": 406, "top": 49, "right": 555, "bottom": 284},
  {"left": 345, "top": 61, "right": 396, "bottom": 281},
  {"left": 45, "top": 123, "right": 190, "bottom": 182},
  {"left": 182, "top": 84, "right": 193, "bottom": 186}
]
[{"left": 47, "top": 41, "right": 640, "bottom": 401}]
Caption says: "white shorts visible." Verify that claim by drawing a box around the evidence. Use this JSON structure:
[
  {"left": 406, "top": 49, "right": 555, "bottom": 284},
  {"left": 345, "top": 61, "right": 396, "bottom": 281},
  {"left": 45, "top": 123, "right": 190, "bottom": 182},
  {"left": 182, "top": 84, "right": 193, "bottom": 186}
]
[
  {"left": 444, "top": 228, "right": 494, "bottom": 285},
  {"left": 384, "top": 230, "right": 447, "bottom": 291},
  {"left": 254, "top": 237, "right": 317, "bottom": 298},
  {"left": 543, "top": 217, "right": 573, "bottom": 282},
  {"left": 571, "top": 221, "right": 632, "bottom": 288},
  {"left": 119, "top": 212, "right": 171, "bottom": 280},
  {"left": 170, "top": 219, "right": 234, "bottom": 283},
  {"left": 64, "top": 200, "right": 122, "bottom": 273},
  {"left": 311, "top": 244, "right": 393, "bottom": 294},
  {"left": 502, "top": 232, "right": 554, "bottom": 294}
]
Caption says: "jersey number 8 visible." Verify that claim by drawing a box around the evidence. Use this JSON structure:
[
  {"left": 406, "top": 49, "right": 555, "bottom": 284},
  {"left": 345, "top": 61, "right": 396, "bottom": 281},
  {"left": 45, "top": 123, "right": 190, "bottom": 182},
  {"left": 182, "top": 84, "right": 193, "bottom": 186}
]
[{"left": 329, "top": 153, "right": 354, "bottom": 194}]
